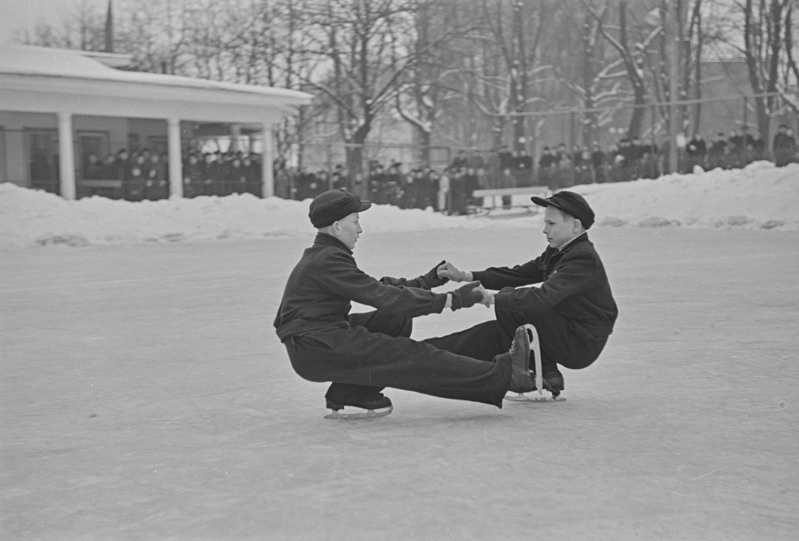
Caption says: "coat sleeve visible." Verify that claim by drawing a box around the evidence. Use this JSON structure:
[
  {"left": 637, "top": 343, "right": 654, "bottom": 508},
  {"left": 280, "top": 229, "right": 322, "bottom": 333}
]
[
  {"left": 379, "top": 275, "right": 425, "bottom": 289},
  {"left": 322, "top": 250, "right": 447, "bottom": 316},
  {"left": 493, "top": 248, "right": 600, "bottom": 314},
  {"left": 472, "top": 255, "right": 546, "bottom": 290}
]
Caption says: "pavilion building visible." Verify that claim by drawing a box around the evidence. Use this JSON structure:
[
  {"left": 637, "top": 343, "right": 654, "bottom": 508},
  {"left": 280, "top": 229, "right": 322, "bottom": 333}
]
[{"left": 0, "top": 44, "right": 311, "bottom": 200}]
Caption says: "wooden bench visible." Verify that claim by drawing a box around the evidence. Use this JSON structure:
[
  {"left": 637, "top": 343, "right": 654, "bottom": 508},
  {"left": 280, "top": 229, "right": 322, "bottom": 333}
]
[
  {"left": 468, "top": 186, "right": 550, "bottom": 215},
  {"left": 76, "top": 179, "right": 123, "bottom": 199}
]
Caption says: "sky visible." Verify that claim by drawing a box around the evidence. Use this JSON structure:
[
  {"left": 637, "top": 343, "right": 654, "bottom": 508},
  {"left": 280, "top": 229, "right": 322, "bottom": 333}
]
[
  {"left": 1, "top": 161, "right": 797, "bottom": 249},
  {"left": 0, "top": 0, "right": 108, "bottom": 44}
]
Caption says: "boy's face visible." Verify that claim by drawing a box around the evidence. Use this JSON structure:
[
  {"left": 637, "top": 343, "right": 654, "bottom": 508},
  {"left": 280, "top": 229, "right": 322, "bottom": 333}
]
[
  {"left": 543, "top": 206, "right": 579, "bottom": 249},
  {"left": 334, "top": 212, "right": 362, "bottom": 250}
]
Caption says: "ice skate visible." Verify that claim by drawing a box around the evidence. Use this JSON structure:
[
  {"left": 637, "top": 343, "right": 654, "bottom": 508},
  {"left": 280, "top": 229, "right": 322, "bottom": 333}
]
[
  {"left": 323, "top": 393, "right": 393, "bottom": 420},
  {"left": 505, "top": 325, "right": 566, "bottom": 402},
  {"left": 507, "top": 324, "right": 534, "bottom": 394}
]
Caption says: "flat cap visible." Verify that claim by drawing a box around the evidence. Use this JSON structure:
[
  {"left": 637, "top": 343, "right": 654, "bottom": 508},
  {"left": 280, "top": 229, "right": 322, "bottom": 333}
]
[
  {"left": 531, "top": 190, "right": 595, "bottom": 229},
  {"left": 309, "top": 189, "right": 372, "bottom": 228}
]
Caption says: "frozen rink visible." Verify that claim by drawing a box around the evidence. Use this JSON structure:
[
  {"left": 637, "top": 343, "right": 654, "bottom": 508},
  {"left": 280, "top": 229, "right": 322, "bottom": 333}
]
[{"left": 2, "top": 224, "right": 798, "bottom": 540}]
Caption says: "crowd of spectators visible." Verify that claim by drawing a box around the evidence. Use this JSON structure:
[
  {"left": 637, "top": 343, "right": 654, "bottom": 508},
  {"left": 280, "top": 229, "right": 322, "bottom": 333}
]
[
  {"left": 685, "top": 124, "right": 797, "bottom": 170},
  {"left": 273, "top": 160, "right": 444, "bottom": 211},
  {"left": 181, "top": 149, "right": 263, "bottom": 198},
  {"left": 79, "top": 148, "right": 263, "bottom": 201},
  {"left": 66, "top": 123, "right": 795, "bottom": 206},
  {"left": 270, "top": 124, "right": 796, "bottom": 215}
]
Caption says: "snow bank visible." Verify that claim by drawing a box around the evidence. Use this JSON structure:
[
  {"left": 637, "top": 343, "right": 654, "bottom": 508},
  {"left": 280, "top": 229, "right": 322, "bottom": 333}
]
[
  {"left": 580, "top": 161, "right": 798, "bottom": 230},
  {"left": 1, "top": 161, "right": 797, "bottom": 248}
]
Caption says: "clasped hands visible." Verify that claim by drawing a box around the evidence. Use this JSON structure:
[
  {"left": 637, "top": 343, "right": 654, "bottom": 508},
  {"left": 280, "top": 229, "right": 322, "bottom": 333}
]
[{"left": 438, "top": 261, "right": 494, "bottom": 308}]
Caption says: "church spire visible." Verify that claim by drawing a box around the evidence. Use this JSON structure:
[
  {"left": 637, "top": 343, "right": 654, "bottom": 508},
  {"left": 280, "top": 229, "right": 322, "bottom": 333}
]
[{"left": 104, "top": 0, "right": 114, "bottom": 53}]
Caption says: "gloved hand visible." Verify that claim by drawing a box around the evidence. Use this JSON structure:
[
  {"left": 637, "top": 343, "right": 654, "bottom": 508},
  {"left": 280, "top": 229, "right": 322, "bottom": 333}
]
[
  {"left": 450, "top": 281, "right": 485, "bottom": 311},
  {"left": 419, "top": 260, "right": 449, "bottom": 289},
  {"left": 438, "top": 261, "right": 469, "bottom": 282}
]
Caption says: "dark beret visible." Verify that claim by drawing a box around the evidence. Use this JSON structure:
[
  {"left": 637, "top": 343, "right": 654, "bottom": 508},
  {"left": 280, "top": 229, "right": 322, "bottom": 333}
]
[
  {"left": 531, "top": 190, "right": 595, "bottom": 229},
  {"left": 309, "top": 189, "right": 372, "bottom": 228}
]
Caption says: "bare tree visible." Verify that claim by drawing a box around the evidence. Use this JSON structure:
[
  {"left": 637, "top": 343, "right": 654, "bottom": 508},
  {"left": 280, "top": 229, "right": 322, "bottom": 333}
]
[
  {"left": 393, "top": 0, "right": 476, "bottom": 164},
  {"left": 588, "top": 0, "right": 661, "bottom": 139},
  {"left": 118, "top": 0, "right": 191, "bottom": 75},
  {"left": 299, "top": 0, "right": 423, "bottom": 175},
  {"left": 19, "top": 0, "right": 106, "bottom": 51},
  {"left": 554, "top": 0, "right": 625, "bottom": 144},
  {"left": 477, "top": 0, "right": 554, "bottom": 151},
  {"left": 743, "top": 0, "right": 796, "bottom": 146}
]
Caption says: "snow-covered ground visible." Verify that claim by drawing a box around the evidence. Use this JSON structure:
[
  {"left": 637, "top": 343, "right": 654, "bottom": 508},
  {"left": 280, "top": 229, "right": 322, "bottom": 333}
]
[
  {"left": 1, "top": 161, "right": 797, "bottom": 249},
  {"left": 2, "top": 163, "right": 799, "bottom": 539}
]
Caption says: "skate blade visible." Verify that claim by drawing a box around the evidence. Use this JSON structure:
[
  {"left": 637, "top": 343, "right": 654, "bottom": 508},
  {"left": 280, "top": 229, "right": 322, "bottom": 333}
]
[
  {"left": 324, "top": 406, "right": 393, "bottom": 420},
  {"left": 504, "top": 391, "right": 565, "bottom": 403}
]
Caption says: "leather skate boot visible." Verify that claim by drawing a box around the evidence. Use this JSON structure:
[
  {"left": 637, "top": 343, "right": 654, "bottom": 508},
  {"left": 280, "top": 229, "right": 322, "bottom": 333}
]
[
  {"left": 531, "top": 355, "right": 565, "bottom": 397},
  {"left": 507, "top": 325, "right": 533, "bottom": 393},
  {"left": 325, "top": 392, "right": 392, "bottom": 412}
]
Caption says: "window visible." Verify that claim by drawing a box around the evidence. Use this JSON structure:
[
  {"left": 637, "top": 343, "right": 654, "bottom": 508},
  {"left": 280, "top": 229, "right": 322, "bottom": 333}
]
[
  {"left": 26, "top": 129, "right": 59, "bottom": 194},
  {"left": 78, "top": 131, "right": 109, "bottom": 179},
  {"left": 146, "top": 136, "right": 168, "bottom": 156},
  {"left": 128, "top": 133, "right": 140, "bottom": 153}
]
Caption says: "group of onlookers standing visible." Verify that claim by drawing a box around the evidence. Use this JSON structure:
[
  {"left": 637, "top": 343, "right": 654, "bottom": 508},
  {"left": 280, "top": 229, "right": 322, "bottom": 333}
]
[
  {"left": 41, "top": 122, "right": 795, "bottom": 204},
  {"left": 181, "top": 150, "right": 263, "bottom": 198},
  {"left": 84, "top": 148, "right": 169, "bottom": 201},
  {"left": 79, "top": 148, "right": 264, "bottom": 200},
  {"left": 684, "top": 125, "right": 797, "bottom": 171},
  {"left": 267, "top": 124, "right": 797, "bottom": 215},
  {"left": 274, "top": 161, "right": 445, "bottom": 212}
]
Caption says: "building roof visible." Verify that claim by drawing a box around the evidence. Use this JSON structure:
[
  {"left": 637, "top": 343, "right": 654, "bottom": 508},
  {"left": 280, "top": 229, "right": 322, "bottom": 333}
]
[{"left": 0, "top": 44, "right": 312, "bottom": 122}]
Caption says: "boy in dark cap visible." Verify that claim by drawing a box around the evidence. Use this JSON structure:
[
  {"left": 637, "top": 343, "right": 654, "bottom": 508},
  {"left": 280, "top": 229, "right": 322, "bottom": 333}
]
[
  {"left": 432, "top": 190, "right": 618, "bottom": 398},
  {"left": 274, "top": 189, "right": 536, "bottom": 419}
]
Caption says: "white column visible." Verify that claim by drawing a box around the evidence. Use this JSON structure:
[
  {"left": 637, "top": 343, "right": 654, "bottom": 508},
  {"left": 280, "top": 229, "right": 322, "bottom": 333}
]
[
  {"left": 261, "top": 123, "right": 273, "bottom": 198},
  {"left": 57, "top": 111, "right": 76, "bottom": 200},
  {"left": 167, "top": 118, "right": 183, "bottom": 198},
  {"left": 230, "top": 124, "right": 241, "bottom": 152}
]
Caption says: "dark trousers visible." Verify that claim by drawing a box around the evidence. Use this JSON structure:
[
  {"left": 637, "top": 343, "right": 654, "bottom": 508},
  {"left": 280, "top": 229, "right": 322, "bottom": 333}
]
[
  {"left": 283, "top": 310, "right": 513, "bottom": 408},
  {"left": 425, "top": 306, "right": 609, "bottom": 371}
]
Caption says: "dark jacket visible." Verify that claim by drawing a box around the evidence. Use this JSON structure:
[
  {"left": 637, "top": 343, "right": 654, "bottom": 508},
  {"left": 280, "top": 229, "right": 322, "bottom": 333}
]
[
  {"left": 472, "top": 233, "right": 618, "bottom": 339},
  {"left": 274, "top": 233, "right": 447, "bottom": 340}
]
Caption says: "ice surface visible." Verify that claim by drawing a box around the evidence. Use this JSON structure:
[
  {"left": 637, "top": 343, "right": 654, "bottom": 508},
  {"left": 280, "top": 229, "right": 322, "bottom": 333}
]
[{"left": 2, "top": 164, "right": 799, "bottom": 539}]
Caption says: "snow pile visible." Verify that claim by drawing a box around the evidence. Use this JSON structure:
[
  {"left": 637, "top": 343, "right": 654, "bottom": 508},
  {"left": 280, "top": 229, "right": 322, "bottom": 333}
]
[
  {"left": 0, "top": 186, "right": 491, "bottom": 248},
  {"left": 1, "top": 161, "right": 797, "bottom": 248},
  {"left": 581, "top": 161, "right": 798, "bottom": 230}
]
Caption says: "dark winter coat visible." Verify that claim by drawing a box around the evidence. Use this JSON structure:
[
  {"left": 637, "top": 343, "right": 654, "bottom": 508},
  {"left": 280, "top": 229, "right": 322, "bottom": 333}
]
[
  {"left": 472, "top": 233, "right": 618, "bottom": 340},
  {"left": 772, "top": 132, "right": 797, "bottom": 167},
  {"left": 274, "top": 233, "right": 447, "bottom": 341}
]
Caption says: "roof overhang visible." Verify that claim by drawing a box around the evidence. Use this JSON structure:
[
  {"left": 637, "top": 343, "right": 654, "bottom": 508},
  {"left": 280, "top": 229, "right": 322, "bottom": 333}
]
[{"left": 0, "top": 45, "right": 313, "bottom": 124}]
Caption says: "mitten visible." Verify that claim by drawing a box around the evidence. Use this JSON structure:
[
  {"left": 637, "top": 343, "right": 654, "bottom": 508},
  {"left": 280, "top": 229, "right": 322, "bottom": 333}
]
[
  {"left": 419, "top": 260, "right": 449, "bottom": 289},
  {"left": 450, "top": 281, "right": 483, "bottom": 311}
]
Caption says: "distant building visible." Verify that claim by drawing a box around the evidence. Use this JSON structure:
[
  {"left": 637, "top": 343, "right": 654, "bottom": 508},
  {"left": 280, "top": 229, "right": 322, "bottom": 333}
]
[{"left": 0, "top": 44, "right": 311, "bottom": 199}]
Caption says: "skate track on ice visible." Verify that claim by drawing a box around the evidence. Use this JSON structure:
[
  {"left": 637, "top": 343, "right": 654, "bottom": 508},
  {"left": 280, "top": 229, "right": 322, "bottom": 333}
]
[{"left": 2, "top": 227, "right": 798, "bottom": 539}]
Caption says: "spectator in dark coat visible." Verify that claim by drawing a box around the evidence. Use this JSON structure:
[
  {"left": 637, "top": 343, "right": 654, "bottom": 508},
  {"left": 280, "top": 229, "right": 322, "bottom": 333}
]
[
  {"left": 244, "top": 155, "right": 262, "bottom": 197},
  {"left": 145, "top": 153, "right": 169, "bottom": 200},
  {"left": 686, "top": 134, "right": 707, "bottom": 171},
  {"left": 708, "top": 133, "right": 728, "bottom": 170},
  {"left": 124, "top": 152, "right": 147, "bottom": 201},
  {"left": 83, "top": 154, "right": 103, "bottom": 180},
  {"left": 226, "top": 157, "right": 248, "bottom": 194},
  {"left": 183, "top": 154, "right": 203, "bottom": 198},
  {"left": 590, "top": 142, "right": 607, "bottom": 183},
  {"left": 773, "top": 124, "right": 797, "bottom": 167},
  {"left": 114, "top": 149, "right": 130, "bottom": 183}
]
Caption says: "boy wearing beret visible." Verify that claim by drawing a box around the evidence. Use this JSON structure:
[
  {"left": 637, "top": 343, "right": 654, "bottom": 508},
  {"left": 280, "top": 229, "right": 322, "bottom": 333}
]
[
  {"left": 274, "top": 189, "right": 535, "bottom": 418},
  {"left": 433, "top": 190, "right": 618, "bottom": 397}
]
